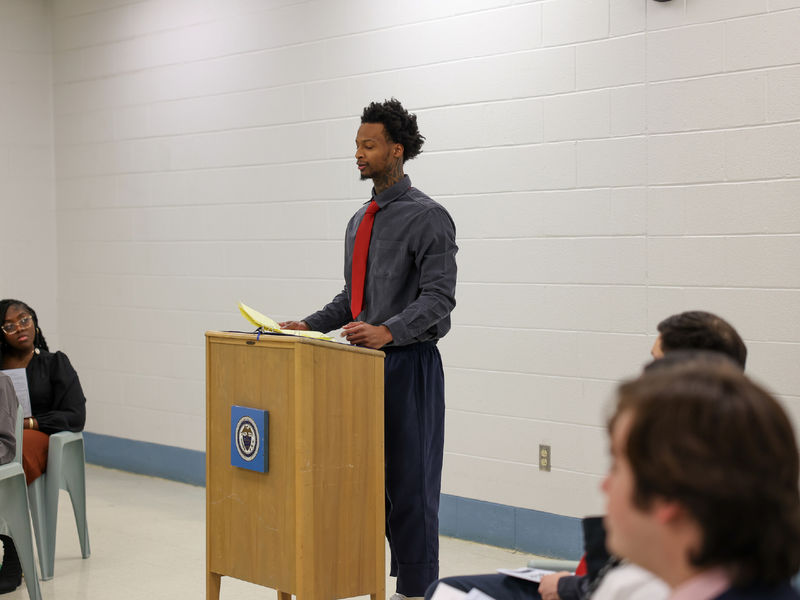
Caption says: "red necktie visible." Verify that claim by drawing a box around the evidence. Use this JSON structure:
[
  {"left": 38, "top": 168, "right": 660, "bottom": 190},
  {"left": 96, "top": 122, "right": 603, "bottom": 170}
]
[{"left": 350, "top": 200, "right": 380, "bottom": 319}]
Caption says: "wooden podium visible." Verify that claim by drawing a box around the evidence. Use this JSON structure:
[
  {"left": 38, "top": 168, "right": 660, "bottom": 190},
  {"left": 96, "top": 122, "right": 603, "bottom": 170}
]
[{"left": 205, "top": 331, "right": 385, "bottom": 600}]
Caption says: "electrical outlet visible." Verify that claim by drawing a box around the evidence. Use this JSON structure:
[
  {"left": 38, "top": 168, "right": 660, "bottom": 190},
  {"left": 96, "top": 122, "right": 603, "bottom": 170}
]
[{"left": 539, "top": 444, "right": 551, "bottom": 472}]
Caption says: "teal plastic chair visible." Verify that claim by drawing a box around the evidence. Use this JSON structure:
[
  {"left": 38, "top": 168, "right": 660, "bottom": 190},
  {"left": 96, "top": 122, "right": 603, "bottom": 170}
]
[
  {"left": 0, "top": 409, "right": 42, "bottom": 600},
  {"left": 528, "top": 557, "right": 580, "bottom": 572},
  {"left": 28, "top": 431, "right": 90, "bottom": 580}
]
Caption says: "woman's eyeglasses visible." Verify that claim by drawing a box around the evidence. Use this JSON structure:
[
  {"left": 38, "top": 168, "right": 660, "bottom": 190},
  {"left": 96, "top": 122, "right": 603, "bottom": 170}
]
[{"left": 1, "top": 315, "right": 33, "bottom": 334}]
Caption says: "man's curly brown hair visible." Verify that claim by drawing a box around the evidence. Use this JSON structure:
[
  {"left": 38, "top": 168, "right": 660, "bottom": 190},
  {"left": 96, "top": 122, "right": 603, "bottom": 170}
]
[{"left": 361, "top": 98, "right": 425, "bottom": 163}]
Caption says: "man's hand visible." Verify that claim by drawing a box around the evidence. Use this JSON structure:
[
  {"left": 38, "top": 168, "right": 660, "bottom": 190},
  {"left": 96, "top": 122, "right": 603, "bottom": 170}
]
[
  {"left": 279, "top": 320, "right": 309, "bottom": 331},
  {"left": 341, "top": 322, "right": 392, "bottom": 349},
  {"left": 538, "top": 572, "right": 570, "bottom": 600}
]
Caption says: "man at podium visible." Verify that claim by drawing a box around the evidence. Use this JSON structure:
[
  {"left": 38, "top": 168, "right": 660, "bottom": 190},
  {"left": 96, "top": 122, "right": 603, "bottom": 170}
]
[{"left": 281, "top": 98, "right": 458, "bottom": 600}]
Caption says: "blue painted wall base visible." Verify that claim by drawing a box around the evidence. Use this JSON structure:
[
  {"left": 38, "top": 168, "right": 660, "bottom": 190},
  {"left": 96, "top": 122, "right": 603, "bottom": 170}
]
[
  {"left": 84, "top": 432, "right": 205, "bottom": 486},
  {"left": 84, "top": 432, "right": 583, "bottom": 559},
  {"left": 439, "top": 494, "right": 583, "bottom": 559}
]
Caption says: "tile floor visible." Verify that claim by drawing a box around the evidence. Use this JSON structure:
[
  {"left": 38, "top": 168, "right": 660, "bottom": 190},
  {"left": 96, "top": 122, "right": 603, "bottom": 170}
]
[{"left": 4, "top": 465, "right": 538, "bottom": 599}]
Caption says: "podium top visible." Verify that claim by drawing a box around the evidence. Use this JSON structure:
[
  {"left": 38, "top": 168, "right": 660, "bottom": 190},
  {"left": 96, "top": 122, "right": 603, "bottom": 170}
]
[{"left": 205, "top": 330, "right": 385, "bottom": 357}]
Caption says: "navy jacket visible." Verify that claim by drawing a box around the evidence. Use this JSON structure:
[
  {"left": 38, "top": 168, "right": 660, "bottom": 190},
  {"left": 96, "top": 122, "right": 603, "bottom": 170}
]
[{"left": 716, "top": 582, "right": 800, "bottom": 600}]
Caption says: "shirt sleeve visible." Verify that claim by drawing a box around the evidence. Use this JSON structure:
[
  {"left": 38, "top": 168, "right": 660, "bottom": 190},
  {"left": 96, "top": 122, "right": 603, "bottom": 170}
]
[
  {"left": 382, "top": 206, "right": 458, "bottom": 346},
  {"left": 557, "top": 575, "right": 590, "bottom": 600},
  {"left": 35, "top": 351, "right": 87, "bottom": 435},
  {"left": 303, "top": 286, "right": 352, "bottom": 334},
  {"left": 0, "top": 376, "right": 17, "bottom": 465}
]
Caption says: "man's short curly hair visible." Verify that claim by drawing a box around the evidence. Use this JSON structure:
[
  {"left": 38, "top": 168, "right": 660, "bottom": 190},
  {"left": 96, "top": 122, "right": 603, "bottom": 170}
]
[
  {"left": 361, "top": 98, "right": 425, "bottom": 162},
  {"left": 657, "top": 310, "right": 747, "bottom": 369}
]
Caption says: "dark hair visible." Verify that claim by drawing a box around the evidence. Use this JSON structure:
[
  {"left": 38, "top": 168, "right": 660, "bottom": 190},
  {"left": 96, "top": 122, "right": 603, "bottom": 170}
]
[
  {"left": 0, "top": 299, "right": 49, "bottom": 355},
  {"left": 361, "top": 98, "right": 425, "bottom": 162},
  {"left": 657, "top": 310, "right": 747, "bottom": 368},
  {"left": 612, "top": 361, "right": 800, "bottom": 586}
]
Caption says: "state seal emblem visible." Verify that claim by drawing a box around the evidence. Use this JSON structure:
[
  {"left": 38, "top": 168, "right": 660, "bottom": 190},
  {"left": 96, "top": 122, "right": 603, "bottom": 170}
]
[
  {"left": 230, "top": 405, "right": 269, "bottom": 472},
  {"left": 235, "top": 416, "right": 259, "bottom": 461}
]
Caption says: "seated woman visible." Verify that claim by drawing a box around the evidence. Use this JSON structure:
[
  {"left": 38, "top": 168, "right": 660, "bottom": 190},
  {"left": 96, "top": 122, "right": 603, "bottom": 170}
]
[
  {"left": 0, "top": 299, "right": 86, "bottom": 594},
  {"left": 0, "top": 299, "right": 86, "bottom": 483}
]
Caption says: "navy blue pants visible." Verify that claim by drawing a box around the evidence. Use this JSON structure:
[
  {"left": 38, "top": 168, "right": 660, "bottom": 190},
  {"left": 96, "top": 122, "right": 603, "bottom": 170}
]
[
  {"left": 384, "top": 341, "right": 445, "bottom": 596},
  {"left": 425, "top": 574, "right": 541, "bottom": 600}
]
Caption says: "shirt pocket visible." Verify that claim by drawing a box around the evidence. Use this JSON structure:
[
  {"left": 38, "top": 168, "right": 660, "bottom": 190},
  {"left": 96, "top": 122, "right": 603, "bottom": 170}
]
[{"left": 369, "top": 240, "right": 411, "bottom": 279}]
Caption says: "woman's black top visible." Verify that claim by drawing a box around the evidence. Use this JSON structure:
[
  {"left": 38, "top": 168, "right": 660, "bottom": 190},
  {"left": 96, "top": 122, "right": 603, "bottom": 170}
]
[{"left": 27, "top": 350, "right": 86, "bottom": 435}]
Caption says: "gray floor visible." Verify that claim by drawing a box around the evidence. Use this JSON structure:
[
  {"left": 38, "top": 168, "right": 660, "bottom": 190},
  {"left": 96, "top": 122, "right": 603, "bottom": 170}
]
[{"left": 4, "top": 465, "right": 538, "bottom": 599}]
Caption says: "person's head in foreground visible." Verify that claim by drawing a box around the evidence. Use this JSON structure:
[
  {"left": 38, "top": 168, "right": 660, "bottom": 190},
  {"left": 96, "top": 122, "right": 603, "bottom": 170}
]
[
  {"left": 603, "top": 356, "right": 800, "bottom": 594},
  {"left": 652, "top": 310, "right": 747, "bottom": 369}
]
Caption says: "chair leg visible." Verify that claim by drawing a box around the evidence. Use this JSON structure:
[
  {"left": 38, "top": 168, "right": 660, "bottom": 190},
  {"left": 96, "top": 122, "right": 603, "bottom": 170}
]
[
  {"left": 34, "top": 432, "right": 92, "bottom": 579},
  {"left": 63, "top": 441, "right": 90, "bottom": 559},
  {"left": 5, "top": 476, "right": 42, "bottom": 600},
  {"left": 43, "top": 455, "right": 62, "bottom": 580},
  {"left": 27, "top": 475, "right": 52, "bottom": 581}
]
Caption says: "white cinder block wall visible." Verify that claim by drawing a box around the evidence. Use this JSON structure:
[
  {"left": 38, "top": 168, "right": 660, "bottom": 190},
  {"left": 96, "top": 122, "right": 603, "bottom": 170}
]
[
  {"left": 40, "top": 0, "right": 800, "bottom": 524},
  {"left": 0, "top": 0, "right": 59, "bottom": 342}
]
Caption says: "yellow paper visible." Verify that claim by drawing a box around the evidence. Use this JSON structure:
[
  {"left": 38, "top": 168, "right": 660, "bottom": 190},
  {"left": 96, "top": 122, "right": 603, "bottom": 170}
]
[{"left": 238, "top": 302, "right": 333, "bottom": 341}]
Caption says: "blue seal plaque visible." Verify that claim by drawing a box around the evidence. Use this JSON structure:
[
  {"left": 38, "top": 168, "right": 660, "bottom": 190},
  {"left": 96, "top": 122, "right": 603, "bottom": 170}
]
[{"left": 230, "top": 405, "right": 268, "bottom": 472}]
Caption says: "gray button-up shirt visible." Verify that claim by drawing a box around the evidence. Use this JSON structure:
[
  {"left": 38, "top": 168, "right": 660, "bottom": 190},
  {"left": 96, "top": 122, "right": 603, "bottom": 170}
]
[{"left": 305, "top": 176, "right": 457, "bottom": 347}]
